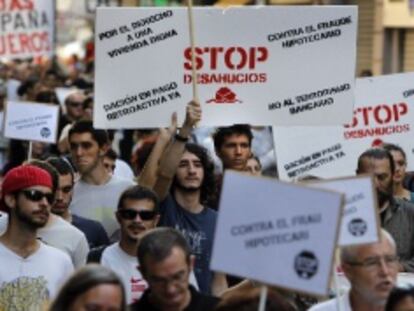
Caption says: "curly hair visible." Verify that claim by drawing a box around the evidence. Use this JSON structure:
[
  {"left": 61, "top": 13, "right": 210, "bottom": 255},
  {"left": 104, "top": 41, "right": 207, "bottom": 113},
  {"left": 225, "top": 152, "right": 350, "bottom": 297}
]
[{"left": 171, "top": 143, "right": 216, "bottom": 204}]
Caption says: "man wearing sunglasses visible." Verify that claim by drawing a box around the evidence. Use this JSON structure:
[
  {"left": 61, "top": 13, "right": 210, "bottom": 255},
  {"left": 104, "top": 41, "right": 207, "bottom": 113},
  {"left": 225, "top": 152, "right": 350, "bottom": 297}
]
[
  {"left": 59, "top": 91, "right": 86, "bottom": 134},
  {"left": 0, "top": 165, "right": 74, "bottom": 310},
  {"left": 88, "top": 185, "right": 198, "bottom": 304},
  {"left": 310, "top": 229, "right": 398, "bottom": 311}
]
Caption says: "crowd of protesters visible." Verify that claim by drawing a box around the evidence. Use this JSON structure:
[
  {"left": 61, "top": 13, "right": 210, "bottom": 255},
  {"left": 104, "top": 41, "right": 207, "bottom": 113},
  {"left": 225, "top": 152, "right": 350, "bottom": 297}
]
[{"left": 1, "top": 52, "right": 414, "bottom": 311}]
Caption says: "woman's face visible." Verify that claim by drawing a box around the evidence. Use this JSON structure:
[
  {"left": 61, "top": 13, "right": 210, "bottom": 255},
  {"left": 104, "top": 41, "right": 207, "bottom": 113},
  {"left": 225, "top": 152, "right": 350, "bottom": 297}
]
[
  {"left": 70, "top": 284, "right": 123, "bottom": 311},
  {"left": 393, "top": 296, "right": 414, "bottom": 311},
  {"left": 390, "top": 150, "right": 407, "bottom": 184}
]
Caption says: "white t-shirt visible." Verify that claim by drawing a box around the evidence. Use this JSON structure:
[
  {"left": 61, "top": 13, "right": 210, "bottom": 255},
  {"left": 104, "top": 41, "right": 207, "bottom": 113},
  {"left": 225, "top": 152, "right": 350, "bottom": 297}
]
[
  {"left": 309, "top": 290, "right": 352, "bottom": 311},
  {"left": 114, "top": 159, "right": 135, "bottom": 181},
  {"left": 0, "top": 214, "right": 89, "bottom": 269},
  {"left": 0, "top": 242, "right": 74, "bottom": 310},
  {"left": 101, "top": 243, "right": 199, "bottom": 304},
  {"left": 38, "top": 215, "right": 89, "bottom": 269},
  {"left": 70, "top": 176, "right": 134, "bottom": 236}
]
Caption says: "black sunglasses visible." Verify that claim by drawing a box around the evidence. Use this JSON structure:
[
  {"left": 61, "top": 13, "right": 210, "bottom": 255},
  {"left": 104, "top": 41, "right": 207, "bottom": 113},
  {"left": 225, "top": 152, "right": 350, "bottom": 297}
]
[
  {"left": 20, "top": 189, "right": 55, "bottom": 205},
  {"left": 118, "top": 209, "right": 157, "bottom": 221},
  {"left": 67, "top": 101, "right": 83, "bottom": 108}
]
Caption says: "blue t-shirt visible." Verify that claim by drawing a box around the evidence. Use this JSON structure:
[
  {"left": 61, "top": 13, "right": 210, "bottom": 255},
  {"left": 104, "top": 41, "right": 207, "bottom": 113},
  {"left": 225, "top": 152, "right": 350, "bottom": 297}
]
[
  {"left": 72, "top": 214, "right": 110, "bottom": 249},
  {"left": 159, "top": 195, "right": 217, "bottom": 294}
]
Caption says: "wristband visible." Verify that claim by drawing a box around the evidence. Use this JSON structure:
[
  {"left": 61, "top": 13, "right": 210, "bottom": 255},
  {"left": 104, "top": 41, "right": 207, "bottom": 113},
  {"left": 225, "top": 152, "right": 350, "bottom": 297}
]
[{"left": 175, "top": 134, "right": 189, "bottom": 142}]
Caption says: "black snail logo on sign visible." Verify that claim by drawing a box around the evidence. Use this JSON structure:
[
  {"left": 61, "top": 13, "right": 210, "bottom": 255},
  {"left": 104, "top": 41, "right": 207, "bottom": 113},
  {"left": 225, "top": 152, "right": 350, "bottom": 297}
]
[
  {"left": 40, "top": 127, "right": 51, "bottom": 138},
  {"left": 294, "top": 251, "right": 319, "bottom": 279},
  {"left": 348, "top": 218, "right": 367, "bottom": 237}
]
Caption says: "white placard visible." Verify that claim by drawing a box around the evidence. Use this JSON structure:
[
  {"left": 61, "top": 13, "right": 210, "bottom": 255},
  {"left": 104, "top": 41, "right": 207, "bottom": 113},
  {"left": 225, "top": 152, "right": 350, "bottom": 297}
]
[
  {"left": 4, "top": 101, "right": 59, "bottom": 143},
  {"left": 305, "top": 175, "right": 380, "bottom": 246},
  {"left": 0, "top": 1, "right": 55, "bottom": 60},
  {"left": 211, "top": 171, "right": 343, "bottom": 296},
  {"left": 94, "top": 6, "right": 357, "bottom": 128},
  {"left": 274, "top": 72, "right": 414, "bottom": 181}
]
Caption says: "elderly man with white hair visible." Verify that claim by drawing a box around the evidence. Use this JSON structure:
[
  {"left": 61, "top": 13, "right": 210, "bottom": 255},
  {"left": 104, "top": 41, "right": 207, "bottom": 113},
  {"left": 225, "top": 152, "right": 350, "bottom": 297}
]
[{"left": 310, "top": 229, "right": 398, "bottom": 311}]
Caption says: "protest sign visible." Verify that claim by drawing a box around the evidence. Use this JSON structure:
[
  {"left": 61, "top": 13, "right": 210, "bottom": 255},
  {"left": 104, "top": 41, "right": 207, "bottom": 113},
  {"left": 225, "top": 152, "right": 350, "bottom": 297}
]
[
  {"left": 0, "top": 0, "right": 55, "bottom": 59},
  {"left": 211, "top": 171, "right": 343, "bottom": 296},
  {"left": 274, "top": 72, "right": 414, "bottom": 181},
  {"left": 4, "top": 101, "right": 59, "bottom": 143},
  {"left": 305, "top": 175, "right": 380, "bottom": 246},
  {"left": 94, "top": 6, "right": 357, "bottom": 128}
]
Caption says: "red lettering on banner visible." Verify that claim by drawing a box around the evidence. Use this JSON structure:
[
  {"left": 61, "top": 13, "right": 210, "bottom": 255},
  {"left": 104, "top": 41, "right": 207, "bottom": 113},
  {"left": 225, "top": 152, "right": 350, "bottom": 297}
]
[
  {"left": 0, "top": 31, "right": 50, "bottom": 56},
  {"left": 344, "top": 102, "right": 408, "bottom": 128},
  {"left": 0, "top": 0, "right": 34, "bottom": 10},
  {"left": 183, "top": 46, "right": 268, "bottom": 70}
]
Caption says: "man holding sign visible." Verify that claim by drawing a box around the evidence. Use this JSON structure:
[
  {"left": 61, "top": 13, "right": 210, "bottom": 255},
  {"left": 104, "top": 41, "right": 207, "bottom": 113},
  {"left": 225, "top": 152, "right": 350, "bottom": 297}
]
[
  {"left": 310, "top": 229, "right": 398, "bottom": 311},
  {"left": 356, "top": 148, "right": 414, "bottom": 272}
]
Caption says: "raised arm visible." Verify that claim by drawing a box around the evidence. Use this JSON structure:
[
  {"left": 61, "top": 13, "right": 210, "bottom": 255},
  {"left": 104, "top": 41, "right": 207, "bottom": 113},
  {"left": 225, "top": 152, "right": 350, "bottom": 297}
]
[
  {"left": 153, "top": 100, "right": 201, "bottom": 200},
  {"left": 138, "top": 113, "right": 177, "bottom": 188}
]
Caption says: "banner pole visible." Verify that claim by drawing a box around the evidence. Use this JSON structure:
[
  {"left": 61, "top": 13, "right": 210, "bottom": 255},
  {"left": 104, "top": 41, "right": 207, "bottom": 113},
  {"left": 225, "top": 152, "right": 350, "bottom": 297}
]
[
  {"left": 333, "top": 254, "right": 344, "bottom": 311},
  {"left": 258, "top": 285, "right": 268, "bottom": 311},
  {"left": 186, "top": 0, "right": 199, "bottom": 102},
  {"left": 27, "top": 141, "right": 33, "bottom": 162}
]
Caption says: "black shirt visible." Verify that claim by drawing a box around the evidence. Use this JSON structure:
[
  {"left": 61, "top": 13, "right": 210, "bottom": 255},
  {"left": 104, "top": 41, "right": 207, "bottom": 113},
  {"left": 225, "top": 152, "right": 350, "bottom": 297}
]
[
  {"left": 72, "top": 214, "right": 110, "bottom": 249},
  {"left": 130, "top": 285, "right": 220, "bottom": 311}
]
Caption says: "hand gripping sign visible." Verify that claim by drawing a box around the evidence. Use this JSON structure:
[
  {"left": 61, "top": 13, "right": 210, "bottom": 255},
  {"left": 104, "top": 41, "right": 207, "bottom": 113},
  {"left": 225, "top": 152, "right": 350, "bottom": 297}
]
[
  {"left": 273, "top": 72, "right": 414, "bottom": 181},
  {"left": 210, "top": 171, "right": 343, "bottom": 296},
  {"left": 94, "top": 6, "right": 357, "bottom": 128},
  {"left": 305, "top": 175, "right": 380, "bottom": 246}
]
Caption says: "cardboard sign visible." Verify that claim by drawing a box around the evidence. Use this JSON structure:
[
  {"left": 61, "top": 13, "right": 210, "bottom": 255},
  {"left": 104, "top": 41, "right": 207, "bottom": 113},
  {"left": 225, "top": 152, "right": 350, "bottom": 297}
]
[
  {"left": 94, "top": 6, "right": 357, "bottom": 128},
  {"left": 305, "top": 175, "right": 380, "bottom": 246},
  {"left": 211, "top": 171, "right": 343, "bottom": 296},
  {"left": 4, "top": 101, "right": 59, "bottom": 143},
  {"left": 274, "top": 72, "right": 414, "bottom": 181},
  {"left": 0, "top": 0, "right": 55, "bottom": 59}
]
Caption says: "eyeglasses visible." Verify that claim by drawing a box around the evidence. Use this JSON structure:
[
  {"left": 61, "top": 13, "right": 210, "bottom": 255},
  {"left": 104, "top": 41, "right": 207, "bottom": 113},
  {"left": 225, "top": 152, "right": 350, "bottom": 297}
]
[
  {"left": 20, "top": 189, "right": 55, "bottom": 205},
  {"left": 117, "top": 209, "right": 157, "bottom": 221},
  {"left": 148, "top": 270, "right": 188, "bottom": 287},
  {"left": 346, "top": 255, "right": 399, "bottom": 270}
]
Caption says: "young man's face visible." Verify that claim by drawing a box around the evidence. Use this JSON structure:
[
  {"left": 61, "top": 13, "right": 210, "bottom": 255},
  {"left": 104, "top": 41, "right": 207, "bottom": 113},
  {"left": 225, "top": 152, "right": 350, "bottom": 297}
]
[
  {"left": 216, "top": 134, "right": 251, "bottom": 171},
  {"left": 69, "top": 132, "right": 106, "bottom": 176},
  {"left": 52, "top": 174, "right": 73, "bottom": 216},
  {"left": 358, "top": 157, "right": 393, "bottom": 207},
  {"left": 142, "top": 247, "right": 192, "bottom": 310},
  {"left": 175, "top": 151, "right": 204, "bottom": 192},
  {"left": 389, "top": 150, "right": 406, "bottom": 184},
  {"left": 7, "top": 185, "right": 53, "bottom": 228},
  {"left": 103, "top": 157, "right": 116, "bottom": 175},
  {"left": 116, "top": 198, "right": 159, "bottom": 242},
  {"left": 246, "top": 158, "right": 262, "bottom": 176}
]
